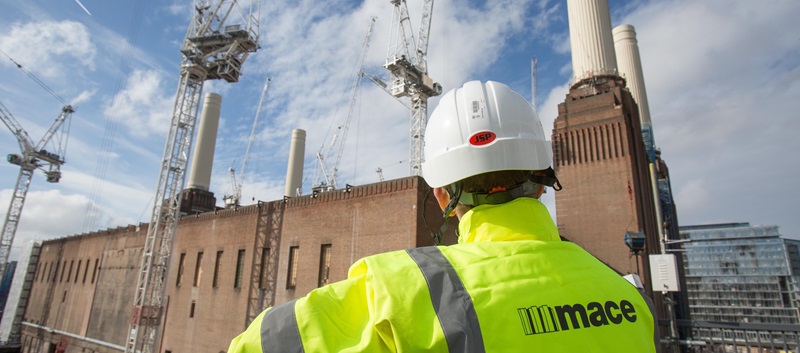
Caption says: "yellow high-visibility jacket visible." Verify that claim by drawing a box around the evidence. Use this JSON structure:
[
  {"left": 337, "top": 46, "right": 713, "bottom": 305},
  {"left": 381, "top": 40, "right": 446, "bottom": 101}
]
[{"left": 228, "top": 198, "right": 657, "bottom": 352}]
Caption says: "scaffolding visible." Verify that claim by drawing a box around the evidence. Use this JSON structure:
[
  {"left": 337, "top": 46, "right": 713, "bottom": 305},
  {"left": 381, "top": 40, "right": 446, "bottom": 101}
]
[{"left": 245, "top": 200, "right": 285, "bottom": 327}]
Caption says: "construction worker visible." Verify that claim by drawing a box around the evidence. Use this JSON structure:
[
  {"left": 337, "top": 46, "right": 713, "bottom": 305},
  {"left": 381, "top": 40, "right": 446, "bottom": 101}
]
[{"left": 228, "top": 81, "right": 658, "bottom": 352}]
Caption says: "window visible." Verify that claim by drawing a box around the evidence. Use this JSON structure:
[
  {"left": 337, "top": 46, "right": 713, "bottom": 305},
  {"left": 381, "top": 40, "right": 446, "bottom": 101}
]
[
  {"left": 176, "top": 253, "right": 186, "bottom": 287},
  {"left": 75, "top": 260, "right": 82, "bottom": 282},
  {"left": 193, "top": 252, "right": 204, "bottom": 287},
  {"left": 318, "top": 244, "right": 332, "bottom": 287},
  {"left": 66, "top": 260, "right": 73, "bottom": 282},
  {"left": 259, "top": 248, "right": 270, "bottom": 289},
  {"left": 213, "top": 251, "right": 223, "bottom": 288},
  {"left": 52, "top": 262, "right": 59, "bottom": 282},
  {"left": 91, "top": 259, "right": 99, "bottom": 284},
  {"left": 234, "top": 249, "right": 246, "bottom": 289},
  {"left": 39, "top": 263, "right": 47, "bottom": 282},
  {"left": 189, "top": 300, "right": 196, "bottom": 318},
  {"left": 287, "top": 246, "right": 299, "bottom": 289},
  {"left": 83, "top": 258, "right": 89, "bottom": 283},
  {"left": 60, "top": 261, "right": 66, "bottom": 282}
]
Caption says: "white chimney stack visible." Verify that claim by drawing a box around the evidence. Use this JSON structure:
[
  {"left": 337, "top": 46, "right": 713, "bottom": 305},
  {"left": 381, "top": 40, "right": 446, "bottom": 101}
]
[
  {"left": 284, "top": 129, "right": 306, "bottom": 197},
  {"left": 187, "top": 92, "right": 222, "bottom": 191},
  {"left": 567, "top": 0, "right": 618, "bottom": 85},
  {"left": 613, "top": 24, "right": 652, "bottom": 127}
]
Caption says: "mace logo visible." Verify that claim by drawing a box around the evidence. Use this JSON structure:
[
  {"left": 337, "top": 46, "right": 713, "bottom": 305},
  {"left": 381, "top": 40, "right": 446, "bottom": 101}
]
[{"left": 517, "top": 299, "right": 637, "bottom": 335}]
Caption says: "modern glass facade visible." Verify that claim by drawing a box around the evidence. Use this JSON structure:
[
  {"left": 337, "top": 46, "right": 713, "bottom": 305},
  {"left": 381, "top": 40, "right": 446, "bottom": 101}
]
[{"left": 680, "top": 223, "right": 800, "bottom": 348}]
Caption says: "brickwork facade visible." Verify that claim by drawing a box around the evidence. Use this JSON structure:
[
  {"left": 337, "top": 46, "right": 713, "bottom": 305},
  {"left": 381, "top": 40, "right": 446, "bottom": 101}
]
[
  {"left": 551, "top": 78, "right": 660, "bottom": 293},
  {"left": 22, "top": 224, "right": 147, "bottom": 353},
  {"left": 21, "top": 176, "right": 453, "bottom": 353}
]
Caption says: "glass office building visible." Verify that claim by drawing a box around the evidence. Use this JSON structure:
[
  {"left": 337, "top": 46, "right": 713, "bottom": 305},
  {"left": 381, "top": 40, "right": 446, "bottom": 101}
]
[
  {"left": 680, "top": 223, "right": 800, "bottom": 349},
  {"left": 680, "top": 223, "right": 800, "bottom": 323}
]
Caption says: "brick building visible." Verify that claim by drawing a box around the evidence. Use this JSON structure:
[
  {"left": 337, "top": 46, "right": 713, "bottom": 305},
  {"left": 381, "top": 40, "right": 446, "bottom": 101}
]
[
  {"left": 21, "top": 176, "right": 454, "bottom": 353},
  {"left": 551, "top": 77, "right": 660, "bottom": 284}
]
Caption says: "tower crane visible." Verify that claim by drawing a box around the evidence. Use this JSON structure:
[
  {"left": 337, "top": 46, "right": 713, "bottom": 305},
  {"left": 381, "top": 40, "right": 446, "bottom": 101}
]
[
  {"left": 0, "top": 101, "right": 73, "bottom": 282},
  {"left": 126, "top": 1, "right": 259, "bottom": 353},
  {"left": 312, "top": 17, "right": 377, "bottom": 192},
  {"left": 0, "top": 49, "right": 75, "bottom": 284},
  {"left": 223, "top": 77, "right": 270, "bottom": 208},
  {"left": 384, "top": 0, "right": 441, "bottom": 176}
]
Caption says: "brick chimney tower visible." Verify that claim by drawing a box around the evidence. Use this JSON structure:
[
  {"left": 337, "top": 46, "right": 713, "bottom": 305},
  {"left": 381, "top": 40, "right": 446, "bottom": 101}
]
[{"left": 553, "top": 0, "right": 660, "bottom": 289}]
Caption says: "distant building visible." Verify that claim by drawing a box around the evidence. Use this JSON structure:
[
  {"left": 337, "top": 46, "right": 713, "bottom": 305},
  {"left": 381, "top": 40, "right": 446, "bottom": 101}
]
[
  {"left": 680, "top": 223, "right": 800, "bottom": 345},
  {"left": 0, "top": 262, "right": 17, "bottom": 321},
  {"left": 680, "top": 223, "right": 800, "bottom": 323}
]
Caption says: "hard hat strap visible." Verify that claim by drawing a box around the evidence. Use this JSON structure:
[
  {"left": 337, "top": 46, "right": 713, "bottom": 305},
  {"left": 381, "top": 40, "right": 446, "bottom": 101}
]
[
  {"left": 530, "top": 167, "right": 563, "bottom": 191},
  {"left": 458, "top": 181, "right": 538, "bottom": 206}
]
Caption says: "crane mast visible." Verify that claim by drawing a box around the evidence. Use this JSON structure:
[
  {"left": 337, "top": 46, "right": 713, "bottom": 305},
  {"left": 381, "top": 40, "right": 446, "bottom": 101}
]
[
  {"left": 0, "top": 102, "right": 72, "bottom": 283},
  {"left": 223, "top": 77, "right": 270, "bottom": 208},
  {"left": 384, "top": 0, "right": 440, "bottom": 176},
  {"left": 126, "top": 1, "right": 258, "bottom": 352},
  {"left": 313, "top": 17, "right": 377, "bottom": 192}
]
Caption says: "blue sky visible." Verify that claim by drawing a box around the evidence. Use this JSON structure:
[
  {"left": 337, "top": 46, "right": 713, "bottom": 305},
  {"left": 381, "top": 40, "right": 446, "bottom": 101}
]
[{"left": 1, "top": 0, "right": 799, "bottom": 260}]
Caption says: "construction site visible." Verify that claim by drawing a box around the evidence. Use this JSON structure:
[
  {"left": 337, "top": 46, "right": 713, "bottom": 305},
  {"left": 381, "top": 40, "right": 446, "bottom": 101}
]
[{"left": 1, "top": 0, "right": 797, "bottom": 352}]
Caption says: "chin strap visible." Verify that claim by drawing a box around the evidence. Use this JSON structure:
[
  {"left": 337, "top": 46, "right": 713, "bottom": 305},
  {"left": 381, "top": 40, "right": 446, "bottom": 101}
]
[{"left": 531, "top": 167, "right": 562, "bottom": 191}]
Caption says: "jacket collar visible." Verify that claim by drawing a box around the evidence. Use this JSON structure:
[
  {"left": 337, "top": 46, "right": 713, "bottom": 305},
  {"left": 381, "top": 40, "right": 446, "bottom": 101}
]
[{"left": 457, "top": 198, "right": 561, "bottom": 244}]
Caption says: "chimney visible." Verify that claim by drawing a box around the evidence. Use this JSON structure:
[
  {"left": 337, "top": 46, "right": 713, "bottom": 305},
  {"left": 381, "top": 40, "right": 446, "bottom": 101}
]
[
  {"left": 613, "top": 24, "right": 652, "bottom": 127},
  {"left": 567, "top": 0, "right": 618, "bottom": 87},
  {"left": 284, "top": 129, "right": 306, "bottom": 198},
  {"left": 182, "top": 92, "right": 221, "bottom": 213}
]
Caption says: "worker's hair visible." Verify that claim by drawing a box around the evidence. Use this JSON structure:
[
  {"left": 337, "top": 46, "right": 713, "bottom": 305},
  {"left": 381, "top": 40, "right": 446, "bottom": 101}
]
[
  {"left": 452, "top": 170, "right": 537, "bottom": 215},
  {"left": 458, "top": 170, "right": 532, "bottom": 193}
]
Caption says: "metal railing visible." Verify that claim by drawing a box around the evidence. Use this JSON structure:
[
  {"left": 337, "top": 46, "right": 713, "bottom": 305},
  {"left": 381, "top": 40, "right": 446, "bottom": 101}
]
[{"left": 660, "top": 319, "right": 800, "bottom": 352}]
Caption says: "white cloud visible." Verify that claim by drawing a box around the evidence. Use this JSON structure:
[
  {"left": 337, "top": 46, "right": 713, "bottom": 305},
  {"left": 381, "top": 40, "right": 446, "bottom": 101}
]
[
  {"left": 236, "top": 0, "right": 557, "bottom": 199},
  {"left": 71, "top": 89, "right": 96, "bottom": 106},
  {"left": 103, "top": 69, "right": 174, "bottom": 138},
  {"left": 0, "top": 20, "right": 96, "bottom": 78},
  {"left": 0, "top": 189, "right": 110, "bottom": 261},
  {"left": 617, "top": 0, "right": 800, "bottom": 235},
  {"left": 673, "top": 179, "right": 709, "bottom": 217}
]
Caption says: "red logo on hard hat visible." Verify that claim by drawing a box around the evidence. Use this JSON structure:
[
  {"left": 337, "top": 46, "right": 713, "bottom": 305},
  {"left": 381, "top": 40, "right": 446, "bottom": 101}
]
[{"left": 469, "top": 131, "right": 496, "bottom": 146}]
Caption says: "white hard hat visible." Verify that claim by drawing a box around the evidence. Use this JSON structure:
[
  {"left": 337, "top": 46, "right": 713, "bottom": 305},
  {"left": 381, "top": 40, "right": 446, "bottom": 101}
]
[{"left": 421, "top": 81, "right": 552, "bottom": 188}]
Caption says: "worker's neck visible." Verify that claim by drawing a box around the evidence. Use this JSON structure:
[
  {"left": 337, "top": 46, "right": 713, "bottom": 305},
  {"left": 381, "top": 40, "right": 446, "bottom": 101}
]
[{"left": 456, "top": 198, "right": 560, "bottom": 244}]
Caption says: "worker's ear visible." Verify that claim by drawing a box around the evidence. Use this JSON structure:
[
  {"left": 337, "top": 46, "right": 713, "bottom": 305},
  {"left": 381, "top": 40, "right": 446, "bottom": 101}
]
[
  {"left": 433, "top": 187, "right": 450, "bottom": 212},
  {"left": 533, "top": 184, "right": 545, "bottom": 199}
]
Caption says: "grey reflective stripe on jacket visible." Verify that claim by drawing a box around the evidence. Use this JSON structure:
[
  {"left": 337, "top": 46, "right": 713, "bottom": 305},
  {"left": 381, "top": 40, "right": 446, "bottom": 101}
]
[
  {"left": 407, "top": 247, "right": 486, "bottom": 353},
  {"left": 260, "top": 299, "right": 303, "bottom": 353}
]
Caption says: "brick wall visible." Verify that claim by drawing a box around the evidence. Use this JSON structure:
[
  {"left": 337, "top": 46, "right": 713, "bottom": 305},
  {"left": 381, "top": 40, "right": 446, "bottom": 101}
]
[{"left": 22, "top": 176, "right": 451, "bottom": 353}]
